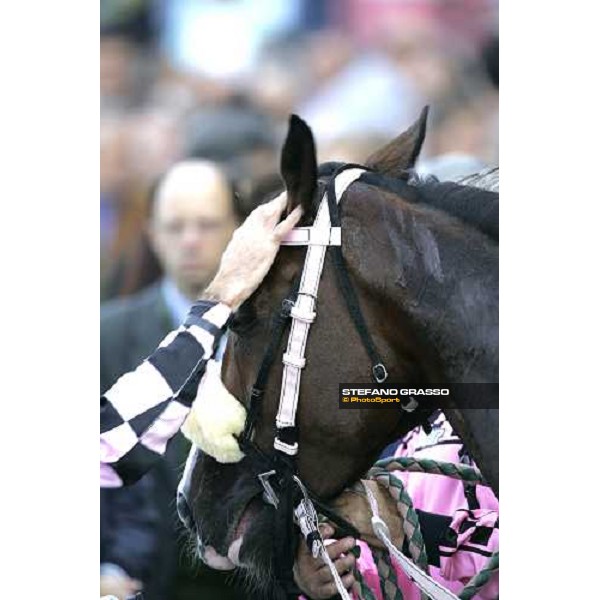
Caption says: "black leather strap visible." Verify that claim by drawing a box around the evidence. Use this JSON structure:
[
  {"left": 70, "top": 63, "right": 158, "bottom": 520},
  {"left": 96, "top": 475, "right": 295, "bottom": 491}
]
[{"left": 326, "top": 165, "right": 388, "bottom": 383}]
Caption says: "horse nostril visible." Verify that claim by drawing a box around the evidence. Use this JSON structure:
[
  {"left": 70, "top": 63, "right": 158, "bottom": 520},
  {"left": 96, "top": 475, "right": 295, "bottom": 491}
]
[{"left": 177, "top": 491, "right": 195, "bottom": 532}]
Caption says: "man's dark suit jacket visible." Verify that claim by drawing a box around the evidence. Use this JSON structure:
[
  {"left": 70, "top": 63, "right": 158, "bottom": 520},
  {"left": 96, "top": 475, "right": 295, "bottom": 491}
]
[
  {"left": 101, "top": 283, "right": 192, "bottom": 600},
  {"left": 100, "top": 473, "right": 159, "bottom": 582}
]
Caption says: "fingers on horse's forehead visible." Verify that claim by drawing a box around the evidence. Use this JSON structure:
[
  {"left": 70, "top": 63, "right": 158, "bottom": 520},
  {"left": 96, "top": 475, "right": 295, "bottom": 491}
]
[
  {"left": 260, "top": 192, "right": 286, "bottom": 213},
  {"left": 272, "top": 191, "right": 287, "bottom": 205}
]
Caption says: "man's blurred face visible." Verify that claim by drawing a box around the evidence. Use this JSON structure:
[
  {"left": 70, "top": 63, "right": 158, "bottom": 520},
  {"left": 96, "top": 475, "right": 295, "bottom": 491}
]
[{"left": 149, "top": 163, "right": 238, "bottom": 299}]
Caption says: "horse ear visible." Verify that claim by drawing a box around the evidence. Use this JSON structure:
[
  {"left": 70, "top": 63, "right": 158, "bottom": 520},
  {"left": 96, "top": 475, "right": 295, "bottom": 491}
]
[
  {"left": 280, "top": 114, "right": 318, "bottom": 219},
  {"left": 364, "top": 106, "right": 429, "bottom": 175}
]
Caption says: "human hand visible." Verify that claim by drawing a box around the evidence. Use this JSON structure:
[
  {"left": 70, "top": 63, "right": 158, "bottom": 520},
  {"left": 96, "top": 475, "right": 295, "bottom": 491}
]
[
  {"left": 202, "top": 193, "right": 302, "bottom": 310},
  {"left": 293, "top": 524, "right": 357, "bottom": 599},
  {"left": 100, "top": 572, "right": 142, "bottom": 599}
]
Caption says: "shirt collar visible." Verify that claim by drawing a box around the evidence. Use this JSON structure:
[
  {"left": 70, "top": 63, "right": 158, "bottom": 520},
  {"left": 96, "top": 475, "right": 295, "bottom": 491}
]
[{"left": 161, "top": 278, "right": 194, "bottom": 327}]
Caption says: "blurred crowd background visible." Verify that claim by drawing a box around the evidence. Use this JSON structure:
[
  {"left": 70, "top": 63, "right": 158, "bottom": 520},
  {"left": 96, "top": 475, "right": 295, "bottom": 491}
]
[
  {"left": 100, "top": 2, "right": 498, "bottom": 599},
  {"left": 101, "top": 0, "right": 498, "bottom": 301}
]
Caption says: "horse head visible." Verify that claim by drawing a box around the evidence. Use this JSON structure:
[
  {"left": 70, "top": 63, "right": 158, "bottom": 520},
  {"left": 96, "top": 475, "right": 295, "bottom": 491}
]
[{"left": 179, "top": 109, "right": 498, "bottom": 598}]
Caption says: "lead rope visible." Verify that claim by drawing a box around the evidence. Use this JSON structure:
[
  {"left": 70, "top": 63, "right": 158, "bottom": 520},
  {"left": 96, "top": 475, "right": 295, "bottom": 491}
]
[
  {"left": 321, "top": 547, "right": 353, "bottom": 600},
  {"left": 363, "top": 482, "right": 457, "bottom": 600},
  {"left": 458, "top": 553, "right": 499, "bottom": 600},
  {"left": 355, "top": 458, "right": 498, "bottom": 600},
  {"left": 372, "top": 548, "right": 404, "bottom": 600}
]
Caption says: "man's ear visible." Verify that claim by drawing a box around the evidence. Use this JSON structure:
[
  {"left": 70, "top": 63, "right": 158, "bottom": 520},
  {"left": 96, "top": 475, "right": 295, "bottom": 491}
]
[
  {"left": 280, "top": 114, "right": 318, "bottom": 221},
  {"left": 364, "top": 106, "right": 429, "bottom": 175}
]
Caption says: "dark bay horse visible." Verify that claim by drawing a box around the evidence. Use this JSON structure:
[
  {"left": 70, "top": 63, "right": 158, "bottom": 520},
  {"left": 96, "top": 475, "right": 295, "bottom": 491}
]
[{"left": 180, "top": 109, "right": 498, "bottom": 597}]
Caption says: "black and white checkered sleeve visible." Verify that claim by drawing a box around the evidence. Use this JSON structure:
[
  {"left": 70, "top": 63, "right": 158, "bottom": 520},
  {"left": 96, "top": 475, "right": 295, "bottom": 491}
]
[{"left": 100, "top": 300, "right": 232, "bottom": 487}]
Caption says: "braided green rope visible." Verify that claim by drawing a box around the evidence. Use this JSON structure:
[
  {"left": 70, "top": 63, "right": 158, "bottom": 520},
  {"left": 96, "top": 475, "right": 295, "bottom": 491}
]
[
  {"left": 353, "top": 564, "right": 379, "bottom": 600},
  {"left": 458, "top": 552, "right": 499, "bottom": 600},
  {"left": 368, "top": 469, "right": 429, "bottom": 600},
  {"left": 363, "top": 457, "right": 497, "bottom": 600},
  {"left": 372, "top": 547, "right": 404, "bottom": 600},
  {"left": 368, "top": 467, "right": 429, "bottom": 573},
  {"left": 374, "top": 457, "right": 487, "bottom": 486}
]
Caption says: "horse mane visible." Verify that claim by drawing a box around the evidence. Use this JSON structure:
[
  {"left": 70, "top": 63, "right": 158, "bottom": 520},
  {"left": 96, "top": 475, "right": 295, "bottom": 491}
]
[
  {"left": 456, "top": 167, "right": 499, "bottom": 193},
  {"left": 318, "top": 162, "right": 499, "bottom": 242},
  {"left": 410, "top": 172, "right": 499, "bottom": 242}
]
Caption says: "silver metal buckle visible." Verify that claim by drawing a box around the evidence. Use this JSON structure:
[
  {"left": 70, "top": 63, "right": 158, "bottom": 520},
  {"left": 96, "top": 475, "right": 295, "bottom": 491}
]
[
  {"left": 372, "top": 363, "right": 388, "bottom": 383},
  {"left": 294, "top": 498, "right": 321, "bottom": 558},
  {"left": 258, "top": 470, "right": 279, "bottom": 508},
  {"left": 293, "top": 475, "right": 322, "bottom": 558}
]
